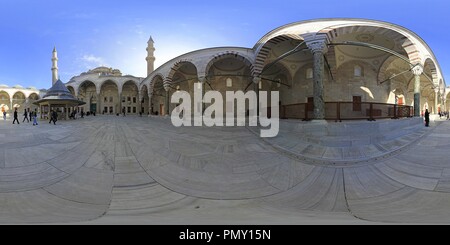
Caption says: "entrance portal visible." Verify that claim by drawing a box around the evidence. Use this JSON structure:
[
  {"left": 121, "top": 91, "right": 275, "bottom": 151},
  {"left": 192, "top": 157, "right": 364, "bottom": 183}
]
[{"left": 90, "top": 103, "right": 96, "bottom": 113}]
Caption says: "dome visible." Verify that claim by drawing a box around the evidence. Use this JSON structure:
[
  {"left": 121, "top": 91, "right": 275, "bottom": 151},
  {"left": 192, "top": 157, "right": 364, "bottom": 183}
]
[
  {"left": 86, "top": 66, "right": 122, "bottom": 76},
  {"left": 0, "top": 84, "right": 8, "bottom": 88},
  {"left": 42, "top": 79, "right": 74, "bottom": 99},
  {"left": 13, "top": 85, "right": 24, "bottom": 89},
  {"left": 34, "top": 79, "right": 85, "bottom": 107}
]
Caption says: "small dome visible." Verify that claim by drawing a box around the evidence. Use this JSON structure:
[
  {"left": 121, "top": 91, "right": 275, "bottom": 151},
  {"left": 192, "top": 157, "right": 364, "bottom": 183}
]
[
  {"left": 27, "top": 86, "right": 37, "bottom": 90},
  {"left": 0, "top": 84, "right": 8, "bottom": 88},
  {"left": 13, "top": 85, "right": 24, "bottom": 89}
]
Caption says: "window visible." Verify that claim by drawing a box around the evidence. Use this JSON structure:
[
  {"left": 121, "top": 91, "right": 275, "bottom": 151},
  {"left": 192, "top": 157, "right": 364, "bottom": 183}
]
[
  {"left": 226, "top": 78, "right": 233, "bottom": 87},
  {"left": 133, "top": 107, "right": 136, "bottom": 113},
  {"left": 127, "top": 97, "right": 131, "bottom": 102},
  {"left": 353, "top": 96, "right": 362, "bottom": 111},
  {"left": 354, "top": 65, "right": 363, "bottom": 77},
  {"left": 104, "top": 97, "right": 108, "bottom": 102},
  {"left": 127, "top": 107, "right": 131, "bottom": 113},
  {"left": 133, "top": 97, "right": 137, "bottom": 103},
  {"left": 109, "top": 97, "right": 113, "bottom": 102},
  {"left": 122, "top": 96, "right": 125, "bottom": 103},
  {"left": 104, "top": 107, "right": 108, "bottom": 113},
  {"left": 306, "top": 68, "right": 313, "bottom": 79}
]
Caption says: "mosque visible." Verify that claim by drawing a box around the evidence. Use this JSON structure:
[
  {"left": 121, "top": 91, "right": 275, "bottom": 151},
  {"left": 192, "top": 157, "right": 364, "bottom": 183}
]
[
  {"left": 2, "top": 18, "right": 450, "bottom": 225},
  {"left": 1, "top": 18, "right": 447, "bottom": 119}
]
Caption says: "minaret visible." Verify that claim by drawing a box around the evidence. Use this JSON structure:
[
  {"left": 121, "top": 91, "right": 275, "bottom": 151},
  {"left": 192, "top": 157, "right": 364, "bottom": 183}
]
[
  {"left": 146, "top": 36, "right": 155, "bottom": 76},
  {"left": 51, "top": 47, "right": 59, "bottom": 85}
]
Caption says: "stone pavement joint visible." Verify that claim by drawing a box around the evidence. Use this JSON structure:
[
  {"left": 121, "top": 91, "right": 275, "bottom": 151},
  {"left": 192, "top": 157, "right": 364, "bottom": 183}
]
[{"left": 0, "top": 116, "right": 449, "bottom": 224}]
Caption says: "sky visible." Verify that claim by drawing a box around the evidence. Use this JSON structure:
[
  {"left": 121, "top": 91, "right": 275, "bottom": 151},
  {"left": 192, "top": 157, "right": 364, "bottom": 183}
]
[{"left": 0, "top": 0, "right": 449, "bottom": 89}]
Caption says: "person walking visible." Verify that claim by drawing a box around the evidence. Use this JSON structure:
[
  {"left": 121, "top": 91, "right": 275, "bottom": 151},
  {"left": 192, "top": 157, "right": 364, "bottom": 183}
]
[
  {"left": 425, "top": 109, "right": 430, "bottom": 127},
  {"left": 49, "top": 110, "right": 58, "bottom": 125},
  {"left": 32, "top": 109, "right": 39, "bottom": 126},
  {"left": 52, "top": 110, "right": 58, "bottom": 125},
  {"left": 1, "top": 106, "right": 6, "bottom": 120},
  {"left": 22, "top": 108, "right": 29, "bottom": 123},
  {"left": 13, "top": 108, "right": 19, "bottom": 124},
  {"left": 122, "top": 107, "right": 126, "bottom": 117}
]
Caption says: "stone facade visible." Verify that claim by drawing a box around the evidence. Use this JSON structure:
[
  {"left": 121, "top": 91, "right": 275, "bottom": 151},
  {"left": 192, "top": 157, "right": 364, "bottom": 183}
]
[
  {"left": 140, "top": 19, "right": 446, "bottom": 118},
  {"left": 0, "top": 85, "right": 44, "bottom": 114}
]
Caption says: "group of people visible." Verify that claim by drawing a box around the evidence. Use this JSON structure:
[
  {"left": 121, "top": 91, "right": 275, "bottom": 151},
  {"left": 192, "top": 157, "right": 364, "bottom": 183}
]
[
  {"left": 423, "top": 109, "right": 450, "bottom": 127},
  {"left": 438, "top": 111, "right": 450, "bottom": 120},
  {"left": 10, "top": 108, "right": 39, "bottom": 126},
  {"left": 0, "top": 106, "right": 60, "bottom": 126},
  {"left": 69, "top": 110, "right": 85, "bottom": 120}
]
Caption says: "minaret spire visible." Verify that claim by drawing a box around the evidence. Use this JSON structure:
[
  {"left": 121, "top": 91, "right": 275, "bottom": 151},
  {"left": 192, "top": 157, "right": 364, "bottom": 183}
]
[
  {"left": 146, "top": 36, "right": 155, "bottom": 76},
  {"left": 51, "top": 46, "right": 59, "bottom": 85}
]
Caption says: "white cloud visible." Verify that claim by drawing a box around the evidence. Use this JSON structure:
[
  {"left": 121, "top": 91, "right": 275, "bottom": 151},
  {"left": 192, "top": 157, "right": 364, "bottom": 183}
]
[{"left": 81, "top": 54, "right": 107, "bottom": 67}]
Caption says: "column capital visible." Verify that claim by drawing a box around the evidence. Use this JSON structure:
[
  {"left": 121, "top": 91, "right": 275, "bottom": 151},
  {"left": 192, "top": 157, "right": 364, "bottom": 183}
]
[
  {"left": 253, "top": 76, "right": 261, "bottom": 84},
  {"left": 412, "top": 65, "right": 423, "bottom": 76},
  {"left": 198, "top": 75, "right": 207, "bottom": 84},
  {"left": 434, "top": 87, "right": 440, "bottom": 93},
  {"left": 163, "top": 83, "right": 170, "bottom": 92},
  {"left": 305, "top": 34, "right": 329, "bottom": 54}
]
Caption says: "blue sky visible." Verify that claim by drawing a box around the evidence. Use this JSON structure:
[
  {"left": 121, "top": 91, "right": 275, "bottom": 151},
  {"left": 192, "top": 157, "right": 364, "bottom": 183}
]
[{"left": 0, "top": 0, "right": 448, "bottom": 89}]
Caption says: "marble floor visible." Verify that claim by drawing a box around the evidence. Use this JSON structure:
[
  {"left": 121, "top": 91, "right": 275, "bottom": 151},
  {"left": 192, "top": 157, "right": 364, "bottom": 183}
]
[{"left": 0, "top": 115, "right": 449, "bottom": 224}]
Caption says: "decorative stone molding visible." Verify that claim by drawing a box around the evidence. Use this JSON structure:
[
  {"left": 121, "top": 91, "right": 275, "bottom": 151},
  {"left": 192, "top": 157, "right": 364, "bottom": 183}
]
[
  {"left": 163, "top": 82, "right": 171, "bottom": 92},
  {"left": 307, "top": 40, "right": 328, "bottom": 54},
  {"left": 411, "top": 65, "right": 423, "bottom": 76},
  {"left": 198, "top": 76, "right": 206, "bottom": 84},
  {"left": 253, "top": 76, "right": 261, "bottom": 84}
]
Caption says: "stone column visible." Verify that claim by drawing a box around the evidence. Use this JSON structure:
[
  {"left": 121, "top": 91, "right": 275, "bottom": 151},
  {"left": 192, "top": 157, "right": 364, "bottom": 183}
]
[
  {"left": 164, "top": 84, "right": 170, "bottom": 116},
  {"left": 253, "top": 77, "right": 261, "bottom": 115},
  {"left": 118, "top": 92, "right": 122, "bottom": 115},
  {"left": 306, "top": 39, "right": 328, "bottom": 120},
  {"left": 148, "top": 92, "right": 152, "bottom": 115},
  {"left": 443, "top": 97, "right": 446, "bottom": 113},
  {"left": 137, "top": 93, "right": 141, "bottom": 115},
  {"left": 434, "top": 89, "right": 439, "bottom": 114},
  {"left": 412, "top": 66, "right": 423, "bottom": 117},
  {"left": 96, "top": 93, "right": 101, "bottom": 114},
  {"left": 65, "top": 104, "right": 69, "bottom": 120},
  {"left": 198, "top": 76, "right": 206, "bottom": 114}
]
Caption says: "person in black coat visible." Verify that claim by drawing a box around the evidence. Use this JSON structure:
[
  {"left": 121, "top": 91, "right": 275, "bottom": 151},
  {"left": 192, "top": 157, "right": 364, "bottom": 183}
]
[
  {"left": 22, "top": 108, "right": 29, "bottom": 123},
  {"left": 425, "top": 109, "right": 430, "bottom": 127},
  {"left": 49, "top": 110, "right": 58, "bottom": 125},
  {"left": 13, "top": 108, "right": 19, "bottom": 124}
]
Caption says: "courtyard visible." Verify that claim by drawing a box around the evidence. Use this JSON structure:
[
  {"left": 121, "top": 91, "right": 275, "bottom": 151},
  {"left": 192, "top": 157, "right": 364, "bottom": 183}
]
[{"left": 0, "top": 115, "right": 449, "bottom": 224}]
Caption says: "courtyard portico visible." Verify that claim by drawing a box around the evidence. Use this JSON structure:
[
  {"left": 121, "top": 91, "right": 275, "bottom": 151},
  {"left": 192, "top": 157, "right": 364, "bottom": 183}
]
[{"left": 141, "top": 19, "right": 445, "bottom": 121}]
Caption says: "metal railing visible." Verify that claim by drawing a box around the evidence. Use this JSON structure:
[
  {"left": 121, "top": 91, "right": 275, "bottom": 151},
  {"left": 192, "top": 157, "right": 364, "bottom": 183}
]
[{"left": 281, "top": 102, "right": 413, "bottom": 121}]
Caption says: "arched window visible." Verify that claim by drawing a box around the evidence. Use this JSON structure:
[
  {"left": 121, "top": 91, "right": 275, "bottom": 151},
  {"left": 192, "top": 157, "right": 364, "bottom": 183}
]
[
  {"left": 354, "top": 65, "right": 363, "bottom": 77},
  {"left": 306, "top": 68, "right": 313, "bottom": 79},
  {"left": 226, "top": 78, "right": 233, "bottom": 88}
]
